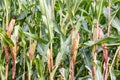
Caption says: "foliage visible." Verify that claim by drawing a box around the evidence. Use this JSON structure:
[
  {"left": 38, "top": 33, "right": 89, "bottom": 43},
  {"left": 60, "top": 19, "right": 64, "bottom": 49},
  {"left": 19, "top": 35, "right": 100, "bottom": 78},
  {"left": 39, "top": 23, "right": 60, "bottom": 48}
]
[{"left": 0, "top": 0, "right": 120, "bottom": 80}]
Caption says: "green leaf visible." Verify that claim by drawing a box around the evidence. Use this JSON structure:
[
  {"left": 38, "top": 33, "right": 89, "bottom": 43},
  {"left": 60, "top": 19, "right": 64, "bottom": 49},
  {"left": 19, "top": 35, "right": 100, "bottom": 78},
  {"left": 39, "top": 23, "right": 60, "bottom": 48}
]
[
  {"left": 112, "top": 0, "right": 120, "bottom": 4},
  {"left": 112, "top": 17, "right": 120, "bottom": 33},
  {"left": 0, "top": 28, "right": 14, "bottom": 46},
  {"left": 80, "top": 36, "right": 120, "bottom": 47},
  {"left": 24, "top": 32, "right": 48, "bottom": 44},
  {"left": 66, "top": 0, "right": 73, "bottom": 19},
  {"left": 17, "top": 10, "right": 30, "bottom": 20}
]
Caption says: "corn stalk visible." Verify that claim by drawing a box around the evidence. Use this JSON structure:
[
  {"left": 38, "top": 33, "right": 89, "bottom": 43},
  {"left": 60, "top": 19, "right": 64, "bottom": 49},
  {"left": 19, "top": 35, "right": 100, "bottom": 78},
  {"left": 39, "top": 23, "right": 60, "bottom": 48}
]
[
  {"left": 92, "top": 22, "right": 99, "bottom": 80},
  {"left": 47, "top": 48, "right": 53, "bottom": 80},
  {"left": 28, "top": 40, "right": 37, "bottom": 80},
  {"left": 70, "top": 28, "right": 80, "bottom": 80},
  {"left": 8, "top": 17, "right": 17, "bottom": 80},
  {"left": 98, "top": 27, "right": 109, "bottom": 80}
]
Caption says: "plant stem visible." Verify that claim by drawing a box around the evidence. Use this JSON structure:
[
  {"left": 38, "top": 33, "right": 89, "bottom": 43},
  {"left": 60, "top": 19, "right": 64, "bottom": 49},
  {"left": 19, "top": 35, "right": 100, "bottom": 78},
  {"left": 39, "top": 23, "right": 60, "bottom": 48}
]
[
  {"left": 70, "top": 29, "right": 80, "bottom": 80},
  {"left": 110, "top": 46, "right": 120, "bottom": 79},
  {"left": 4, "top": 46, "right": 9, "bottom": 80},
  {"left": 28, "top": 60, "right": 32, "bottom": 80},
  {"left": 4, "top": 10, "right": 9, "bottom": 80},
  {"left": 92, "top": 21, "right": 99, "bottom": 80},
  {"left": 70, "top": 60, "right": 75, "bottom": 80},
  {"left": 47, "top": 48, "right": 53, "bottom": 80},
  {"left": 22, "top": 45, "right": 26, "bottom": 80},
  {"left": 103, "top": 1, "right": 111, "bottom": 80},
  {"left": 5, "top": 2, "right": 9, "bottom": 79},
  {"left": 12, "top": 60, "right": 16, "bottom": 80},
  {"left": 111, "top": 46, "right": 120, "bottom": 69},
  {"left": 102, "top": 44, "right": 108, "bottom": 80},
  {"left": 107, "top": 0, "right": 111, "bottom": 36},
  {"left": 5, "top": 8, "right": 9, "bottom": 31}
]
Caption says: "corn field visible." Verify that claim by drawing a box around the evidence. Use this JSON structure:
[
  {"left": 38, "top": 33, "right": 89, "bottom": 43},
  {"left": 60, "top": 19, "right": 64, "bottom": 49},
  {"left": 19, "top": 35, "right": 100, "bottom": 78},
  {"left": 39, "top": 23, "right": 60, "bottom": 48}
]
[{"left": 0, "top": 0, "right": 120, "bottom": 80}]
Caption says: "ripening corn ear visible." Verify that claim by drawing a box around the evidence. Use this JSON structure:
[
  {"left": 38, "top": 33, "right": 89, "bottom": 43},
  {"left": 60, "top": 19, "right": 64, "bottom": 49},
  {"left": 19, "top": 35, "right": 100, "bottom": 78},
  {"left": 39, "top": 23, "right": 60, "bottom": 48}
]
[
  {"left": 71, "top": 29, "right": 80, "bottom": 64},
  {"left": 70, "top": 28, "right": 80, "bottom": 80},
  {"left": 47, "top": 48, "right": 53, "bottom": 80},
  {"left": 28, "top": 40, "right": 37, "bottom": 80},
  {"left": 7, "top": 17, "right": 16, "bottom": 37},
  {"left": 28, "top": 41, "right": 37, "bottom": 60},
  {"left": 98, "top": 27, "right": 109, "bottom": 80}
]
